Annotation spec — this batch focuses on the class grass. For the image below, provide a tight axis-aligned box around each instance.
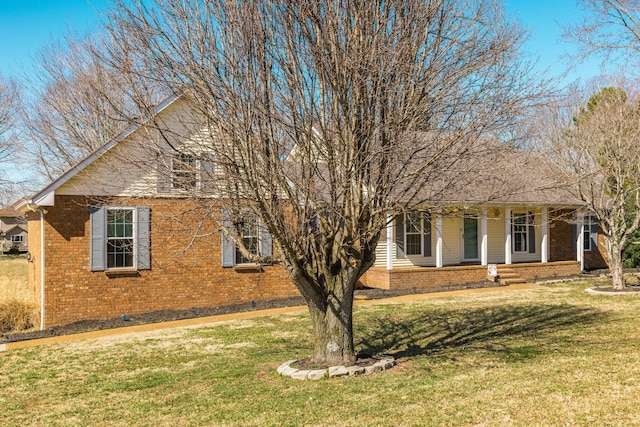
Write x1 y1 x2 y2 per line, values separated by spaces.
2 279 640 426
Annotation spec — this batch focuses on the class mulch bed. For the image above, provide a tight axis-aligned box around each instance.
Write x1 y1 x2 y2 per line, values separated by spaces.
1 281 497 344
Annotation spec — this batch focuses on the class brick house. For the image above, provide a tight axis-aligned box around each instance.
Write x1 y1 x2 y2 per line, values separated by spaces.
17 95 607 329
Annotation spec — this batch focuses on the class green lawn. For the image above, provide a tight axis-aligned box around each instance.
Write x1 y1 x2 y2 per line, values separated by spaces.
2 279 640 426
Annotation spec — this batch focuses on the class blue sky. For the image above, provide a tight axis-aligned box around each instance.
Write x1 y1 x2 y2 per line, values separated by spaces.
0 1 611 84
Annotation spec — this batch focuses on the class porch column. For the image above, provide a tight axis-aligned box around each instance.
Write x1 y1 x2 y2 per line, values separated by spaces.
577 211 584 271
541 208 548 263
481 208 488 266
436 213 443 268
505 207 512 265
386 212 393 270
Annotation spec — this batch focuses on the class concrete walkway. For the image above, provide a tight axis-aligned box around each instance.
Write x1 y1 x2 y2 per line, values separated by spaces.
0 283 541 352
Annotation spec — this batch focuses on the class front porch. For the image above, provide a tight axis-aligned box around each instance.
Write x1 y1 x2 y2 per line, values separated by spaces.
360 261 581 291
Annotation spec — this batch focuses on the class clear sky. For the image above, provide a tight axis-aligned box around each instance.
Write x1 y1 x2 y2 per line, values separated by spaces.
0 0 614 84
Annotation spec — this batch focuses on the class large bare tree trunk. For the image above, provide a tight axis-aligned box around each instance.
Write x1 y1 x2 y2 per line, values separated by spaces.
306 273 357 365
609 243 626 290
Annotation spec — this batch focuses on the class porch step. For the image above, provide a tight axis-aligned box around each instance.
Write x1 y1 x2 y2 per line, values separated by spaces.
491 267 529 286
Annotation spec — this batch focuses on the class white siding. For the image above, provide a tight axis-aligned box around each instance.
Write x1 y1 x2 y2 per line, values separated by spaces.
56 99 213 198
384 207 546 269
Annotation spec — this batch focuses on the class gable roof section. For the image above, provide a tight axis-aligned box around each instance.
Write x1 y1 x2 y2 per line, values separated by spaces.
17 94 181 212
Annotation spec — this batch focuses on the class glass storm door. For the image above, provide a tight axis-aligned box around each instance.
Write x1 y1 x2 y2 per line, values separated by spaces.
463 214 479 261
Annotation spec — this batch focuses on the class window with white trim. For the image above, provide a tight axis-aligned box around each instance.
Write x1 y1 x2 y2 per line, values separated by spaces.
235 214 260 264
172 153 197 190
90 206 151 272
221 208 273 267
512 212 535 253
11 235 23 243
583 215 598 251
512 213 528 253
157 151 215 193
107 209 135 269
405 211 424 256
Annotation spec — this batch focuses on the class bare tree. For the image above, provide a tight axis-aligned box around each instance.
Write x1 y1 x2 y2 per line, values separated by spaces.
564 0 640 66
99 0 546 365
0 75 25 204
537 84 640 289
21 33 165 181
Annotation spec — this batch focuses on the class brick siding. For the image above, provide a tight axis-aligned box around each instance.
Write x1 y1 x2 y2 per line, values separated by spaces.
30 196 299 328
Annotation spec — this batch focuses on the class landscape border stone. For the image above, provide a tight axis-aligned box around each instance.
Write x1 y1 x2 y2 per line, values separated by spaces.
277 355 396 380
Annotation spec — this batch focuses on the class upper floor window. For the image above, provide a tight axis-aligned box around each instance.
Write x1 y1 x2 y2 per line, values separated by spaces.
11 235 23 243
157 151 214 194
172 153 197 190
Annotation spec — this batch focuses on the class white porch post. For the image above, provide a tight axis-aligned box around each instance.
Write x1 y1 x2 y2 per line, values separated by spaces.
436 213 443 268
481 208 488 266
386 212 393 270
541 208 548 263
505 207 512 265
577 211 584 271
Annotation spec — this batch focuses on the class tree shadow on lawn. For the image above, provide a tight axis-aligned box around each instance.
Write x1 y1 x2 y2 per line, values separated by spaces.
356 303 607 362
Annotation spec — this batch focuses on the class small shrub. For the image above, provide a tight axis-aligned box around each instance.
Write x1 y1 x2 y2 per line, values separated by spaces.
0 299 39 333
6 245 21 255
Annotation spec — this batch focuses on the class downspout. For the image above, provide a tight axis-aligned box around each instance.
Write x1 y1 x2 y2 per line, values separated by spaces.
39 208 46 330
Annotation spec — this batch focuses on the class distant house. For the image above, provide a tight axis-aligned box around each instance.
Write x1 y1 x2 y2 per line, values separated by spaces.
0 206 27 253
17 95 608 329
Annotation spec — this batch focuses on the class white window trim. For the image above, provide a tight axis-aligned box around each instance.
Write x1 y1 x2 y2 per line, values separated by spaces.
106 207 138 271
584 215 596 252
234 211 265 265
512 212 531 254
170 153 214 192
404 212 424 257
11 235 24 243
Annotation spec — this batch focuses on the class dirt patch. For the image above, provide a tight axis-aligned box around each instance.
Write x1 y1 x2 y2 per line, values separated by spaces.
1 282 496 343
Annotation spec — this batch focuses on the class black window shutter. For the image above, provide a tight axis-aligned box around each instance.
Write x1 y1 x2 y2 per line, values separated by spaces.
528 212 536 254
395 214 405 258
590 218 599 251
423 213 432 257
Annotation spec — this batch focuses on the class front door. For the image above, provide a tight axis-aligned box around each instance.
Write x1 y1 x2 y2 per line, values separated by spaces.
463 214 479 261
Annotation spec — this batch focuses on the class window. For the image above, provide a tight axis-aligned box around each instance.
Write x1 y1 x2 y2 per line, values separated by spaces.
157 151 215 193
221 208 273 267
90 206 151 272
583 216 598 251
405 212 424 256
11 235 23 243
107 209 134 269
235 214 260 264
395 211 431 258
172 153 197 190
512 212 535 254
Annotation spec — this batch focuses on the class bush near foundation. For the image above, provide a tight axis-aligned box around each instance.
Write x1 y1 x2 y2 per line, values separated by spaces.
0 299 39 333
